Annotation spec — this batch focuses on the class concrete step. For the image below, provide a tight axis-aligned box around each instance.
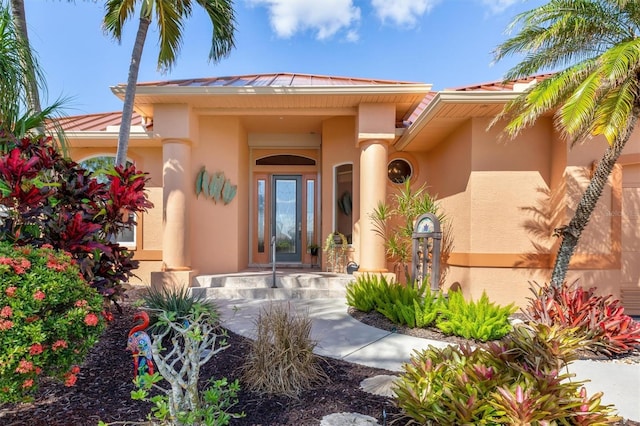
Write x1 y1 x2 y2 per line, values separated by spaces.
194 272 355 289
190 286 347 300
192 271 355 300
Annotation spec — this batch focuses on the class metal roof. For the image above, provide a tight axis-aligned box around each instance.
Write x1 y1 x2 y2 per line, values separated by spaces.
52 111 146 132
132 72 422 88
446 73 554 92
58 73 553 136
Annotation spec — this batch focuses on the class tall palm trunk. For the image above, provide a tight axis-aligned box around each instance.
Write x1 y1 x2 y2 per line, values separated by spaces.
550 112 639 288
115 16 150 167
9 0 42 125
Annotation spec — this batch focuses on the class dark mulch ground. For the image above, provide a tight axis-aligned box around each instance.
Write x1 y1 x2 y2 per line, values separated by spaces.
0 304 398 426
0 303 638 425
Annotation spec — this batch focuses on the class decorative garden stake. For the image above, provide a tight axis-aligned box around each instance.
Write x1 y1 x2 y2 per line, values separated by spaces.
412 213 442 292
127 311 155 379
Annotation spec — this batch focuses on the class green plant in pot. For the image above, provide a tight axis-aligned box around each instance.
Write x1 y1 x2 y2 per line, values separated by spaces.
308 243 320 257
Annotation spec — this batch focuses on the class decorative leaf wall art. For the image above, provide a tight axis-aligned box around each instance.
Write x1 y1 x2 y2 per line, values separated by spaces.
195 167 237 205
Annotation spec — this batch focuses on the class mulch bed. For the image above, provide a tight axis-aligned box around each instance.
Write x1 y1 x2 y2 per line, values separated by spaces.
0 303 638 425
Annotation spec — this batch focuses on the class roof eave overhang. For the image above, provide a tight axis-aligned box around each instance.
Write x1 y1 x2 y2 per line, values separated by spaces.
394 90 520 151
111 83 433 99
64 131 159 145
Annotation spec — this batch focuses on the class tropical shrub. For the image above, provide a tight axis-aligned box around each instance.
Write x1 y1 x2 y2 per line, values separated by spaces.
127 374 243 426
135 292 242 424
241 303 327 397
0 242 107 402
436 291 516 341
141 285 219 331
525 281 640 355
370 179 453 287
394 323 619 425
0 134 153 303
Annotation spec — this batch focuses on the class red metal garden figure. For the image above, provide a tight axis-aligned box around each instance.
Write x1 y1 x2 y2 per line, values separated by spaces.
127 311 155 379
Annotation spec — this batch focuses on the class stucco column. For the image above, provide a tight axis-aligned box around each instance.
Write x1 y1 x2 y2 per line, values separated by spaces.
358 140 388 271
162 139 192 270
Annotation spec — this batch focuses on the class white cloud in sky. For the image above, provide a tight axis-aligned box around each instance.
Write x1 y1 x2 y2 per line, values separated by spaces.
479 0 519 14
248 0 361 40
249 0 521 41
370 0 438 27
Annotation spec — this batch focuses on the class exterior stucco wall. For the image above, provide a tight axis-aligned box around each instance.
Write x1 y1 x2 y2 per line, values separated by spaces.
421 115 640 308
422 117 558 306
321 117 360 267
190 116 249 274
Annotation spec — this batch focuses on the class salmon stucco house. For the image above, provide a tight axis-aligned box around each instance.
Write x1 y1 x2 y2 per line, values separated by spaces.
59 73 640 313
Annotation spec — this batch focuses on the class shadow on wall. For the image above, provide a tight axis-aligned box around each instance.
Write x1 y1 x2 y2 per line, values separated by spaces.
161 159 186 224
151 271 191 293
517 165 622 277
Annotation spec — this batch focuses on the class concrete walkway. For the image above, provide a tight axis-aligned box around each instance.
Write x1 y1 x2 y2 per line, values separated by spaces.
214 298 640 422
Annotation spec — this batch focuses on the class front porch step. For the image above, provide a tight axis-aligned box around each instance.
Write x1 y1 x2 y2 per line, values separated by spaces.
191 286 347 300
192 271 356 300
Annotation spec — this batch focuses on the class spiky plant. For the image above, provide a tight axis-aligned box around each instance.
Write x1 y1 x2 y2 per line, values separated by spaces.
241 303 328 397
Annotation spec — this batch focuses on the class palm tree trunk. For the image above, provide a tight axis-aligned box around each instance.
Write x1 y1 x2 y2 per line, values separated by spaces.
550 113 639 288
9 0 42 120
115 16 150 167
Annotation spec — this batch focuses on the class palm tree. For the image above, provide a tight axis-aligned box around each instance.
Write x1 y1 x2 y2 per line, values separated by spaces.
492 0 640 288
9 0 42 120
103 0 237 167
0 3 61 139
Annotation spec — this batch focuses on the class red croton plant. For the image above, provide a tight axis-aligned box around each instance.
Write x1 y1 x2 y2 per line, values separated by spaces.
0 132 153 308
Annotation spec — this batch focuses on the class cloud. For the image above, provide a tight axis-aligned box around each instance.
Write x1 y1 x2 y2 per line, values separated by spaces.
249 0 361 40
370 0 438 27
479 0 519 14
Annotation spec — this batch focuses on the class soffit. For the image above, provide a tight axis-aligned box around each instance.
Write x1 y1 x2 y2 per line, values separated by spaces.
396 73 556 152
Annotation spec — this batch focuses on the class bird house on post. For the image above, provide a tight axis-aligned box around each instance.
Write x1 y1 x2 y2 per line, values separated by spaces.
412 213 442 292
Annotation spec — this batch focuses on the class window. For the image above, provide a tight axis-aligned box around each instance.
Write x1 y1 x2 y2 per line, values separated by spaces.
334 164 353 244
256 155 316 166
80 156 136 247
387 158 413 183
257 179 266 253
306 179 315 246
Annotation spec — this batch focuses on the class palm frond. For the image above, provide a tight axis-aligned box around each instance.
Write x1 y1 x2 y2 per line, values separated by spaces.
592 78 637 143
559 71 601 135
197 0 236 62
103 0 136 41
155 0 184 71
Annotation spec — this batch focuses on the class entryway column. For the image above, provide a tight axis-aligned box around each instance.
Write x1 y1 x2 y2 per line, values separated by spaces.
358 140 388 272
161 139 192 270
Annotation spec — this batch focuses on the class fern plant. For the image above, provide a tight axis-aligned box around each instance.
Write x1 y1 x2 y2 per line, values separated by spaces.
345 274 384 313
436 291 516 341
373 277 426 326
414 288 445 328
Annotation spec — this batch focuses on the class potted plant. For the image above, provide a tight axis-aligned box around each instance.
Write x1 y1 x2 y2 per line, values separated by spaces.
308 243 320 257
